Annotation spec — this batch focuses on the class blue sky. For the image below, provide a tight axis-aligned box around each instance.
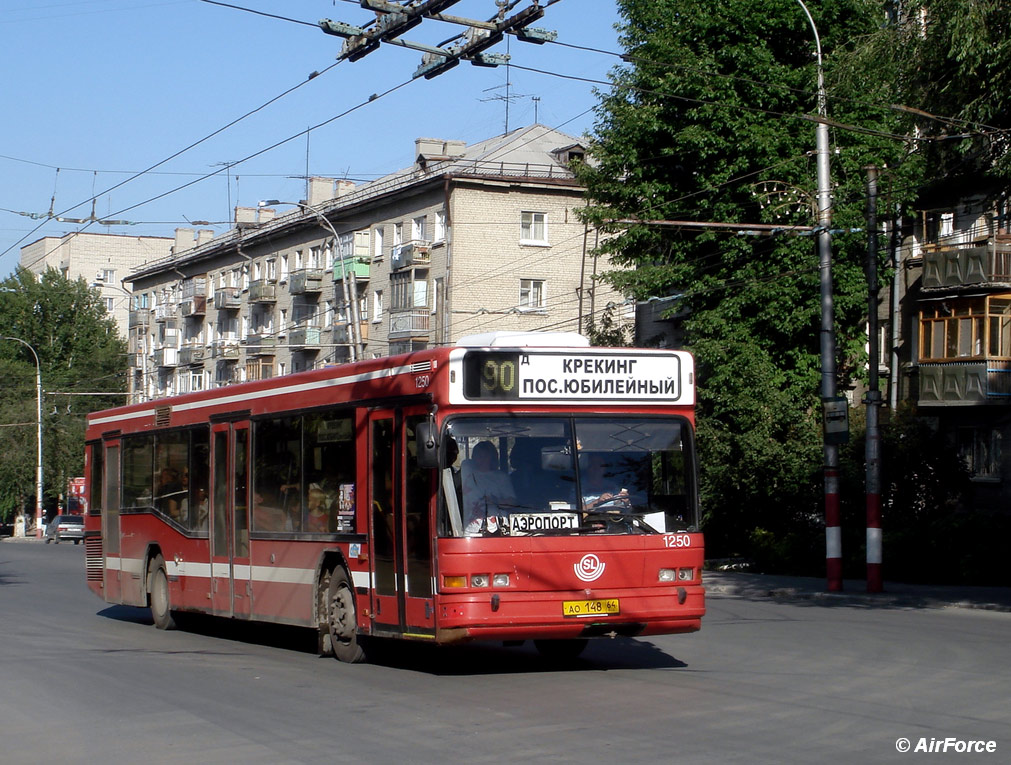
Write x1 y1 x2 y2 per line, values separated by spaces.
0 0 623 277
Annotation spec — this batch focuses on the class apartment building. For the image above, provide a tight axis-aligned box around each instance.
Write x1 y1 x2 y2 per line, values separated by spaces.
20 231 175 339
126 124 629 401
896 195 1011 509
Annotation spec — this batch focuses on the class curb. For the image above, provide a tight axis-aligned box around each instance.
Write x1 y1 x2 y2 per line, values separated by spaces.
703 575 1011 613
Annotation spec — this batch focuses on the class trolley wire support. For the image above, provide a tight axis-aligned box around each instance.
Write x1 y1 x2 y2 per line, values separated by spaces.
319 1 551 81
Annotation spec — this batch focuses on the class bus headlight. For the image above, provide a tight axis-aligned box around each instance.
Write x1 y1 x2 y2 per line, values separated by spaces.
678 567 694 581
658 568 676 582
492 573 510 587
471 574 490 588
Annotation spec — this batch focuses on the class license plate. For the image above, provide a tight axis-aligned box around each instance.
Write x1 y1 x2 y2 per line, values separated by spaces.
562 598 620 617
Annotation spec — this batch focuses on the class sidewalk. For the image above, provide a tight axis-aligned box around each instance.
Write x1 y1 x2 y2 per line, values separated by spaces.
704 570 1011 612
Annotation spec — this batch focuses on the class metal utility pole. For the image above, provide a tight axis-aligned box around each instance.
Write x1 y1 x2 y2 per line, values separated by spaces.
259 200 364 362
796 0 843 592
0 335 43 539
864 166 883 593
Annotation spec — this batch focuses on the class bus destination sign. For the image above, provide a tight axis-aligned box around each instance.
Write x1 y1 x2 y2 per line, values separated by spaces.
462 350 684 402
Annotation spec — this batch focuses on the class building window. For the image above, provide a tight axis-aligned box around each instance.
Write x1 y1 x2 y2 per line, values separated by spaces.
519 278 546 310
391 272 428 311
391 273 411 311
374 226 385 260
919 295 1011 361
266 258 277 281
373 290 384 323
354 230 370 258
434 210 446 242
281 254 289 282
338 232 354 261
412 215 427 242
102 268 116 283
104 298 116 313
520 211 547 244
958 427 1002 481
393 223 403 247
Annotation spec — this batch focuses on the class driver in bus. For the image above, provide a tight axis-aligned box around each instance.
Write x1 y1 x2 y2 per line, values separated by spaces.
461 441 516 534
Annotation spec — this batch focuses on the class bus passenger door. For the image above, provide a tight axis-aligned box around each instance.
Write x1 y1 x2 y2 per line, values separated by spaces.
209 421 252 618
368 409 435 638
402 412 435 636
102 439 122 603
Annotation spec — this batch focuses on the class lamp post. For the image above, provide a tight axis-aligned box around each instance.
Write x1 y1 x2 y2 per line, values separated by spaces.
0 335 44 539
259 200 365 362
795 0 842 591
92 278 144 403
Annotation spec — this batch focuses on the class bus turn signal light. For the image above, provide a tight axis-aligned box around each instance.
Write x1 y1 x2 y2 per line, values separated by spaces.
443 575 467 588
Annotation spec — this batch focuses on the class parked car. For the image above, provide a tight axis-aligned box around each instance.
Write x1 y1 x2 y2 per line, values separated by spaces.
45 515 84 544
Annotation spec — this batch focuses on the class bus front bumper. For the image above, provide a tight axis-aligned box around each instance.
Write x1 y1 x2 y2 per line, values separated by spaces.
434 584 705 644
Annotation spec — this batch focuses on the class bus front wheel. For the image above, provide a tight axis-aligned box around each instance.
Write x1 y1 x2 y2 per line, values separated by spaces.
149 556 177 631
327 568 365 663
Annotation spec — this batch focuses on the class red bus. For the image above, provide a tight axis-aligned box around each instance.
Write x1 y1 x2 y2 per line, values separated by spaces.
84 332 704 662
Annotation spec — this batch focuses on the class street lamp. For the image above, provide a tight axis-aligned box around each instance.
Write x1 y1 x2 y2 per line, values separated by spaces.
259 200 365 362
91 278 146 403
795 0 842 591
0 335 44 539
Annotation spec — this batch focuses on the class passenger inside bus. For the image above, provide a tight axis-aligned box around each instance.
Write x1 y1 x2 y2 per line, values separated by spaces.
156 467 185 518
304 485 331 533
253 489 291 531
460 441 516 534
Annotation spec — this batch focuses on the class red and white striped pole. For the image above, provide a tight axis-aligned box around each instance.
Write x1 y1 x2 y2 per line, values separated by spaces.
825 457 843 591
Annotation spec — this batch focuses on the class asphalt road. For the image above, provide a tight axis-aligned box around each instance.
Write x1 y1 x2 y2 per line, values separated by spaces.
1 541 1008 764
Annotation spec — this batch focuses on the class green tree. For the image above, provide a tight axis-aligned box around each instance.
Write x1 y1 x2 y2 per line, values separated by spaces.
576 0 927 559
0 267 127 524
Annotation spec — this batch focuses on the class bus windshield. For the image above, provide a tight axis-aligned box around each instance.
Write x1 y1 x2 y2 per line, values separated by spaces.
440 416 697 538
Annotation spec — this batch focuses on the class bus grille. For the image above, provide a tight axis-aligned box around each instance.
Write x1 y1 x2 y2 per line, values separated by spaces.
85 537 104 581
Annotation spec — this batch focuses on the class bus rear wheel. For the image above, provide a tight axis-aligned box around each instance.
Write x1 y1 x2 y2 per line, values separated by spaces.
149 556 177 631
534 638 588 661
327 568 365 663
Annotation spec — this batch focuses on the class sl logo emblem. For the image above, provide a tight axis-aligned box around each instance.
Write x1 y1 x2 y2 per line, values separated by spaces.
574 553 605 582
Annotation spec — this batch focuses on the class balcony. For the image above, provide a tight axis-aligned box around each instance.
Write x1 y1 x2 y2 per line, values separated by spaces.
214 288 242 310
289 326 322 349
245 334 277 355
179 345 207 365
128 309 150 329
922 242 1011 290
127 353 144 368
180 276 207 300
154 304 176 322
334 257 370 281
212 341 240 360
245 357 274 382
919 360 1011 405
388 309 430 339
180 296 207 317
332 321 370 344
391 241 430 270
289 269 324 295
154 347 179 368
249 280 276 302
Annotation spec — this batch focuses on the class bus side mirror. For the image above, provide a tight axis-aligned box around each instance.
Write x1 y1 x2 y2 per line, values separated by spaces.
415 421 439 469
